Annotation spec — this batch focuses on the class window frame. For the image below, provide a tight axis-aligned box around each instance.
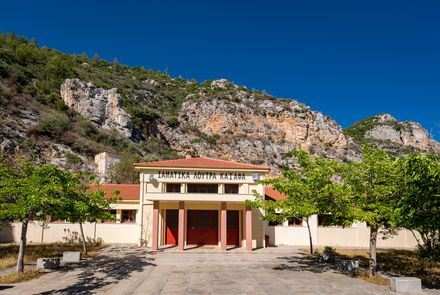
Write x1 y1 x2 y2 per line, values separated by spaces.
288 216 303 226
268 213 283 226
187 183 218 194
121 210 137 223
166 183 181 193
224 184 238 194
102 210 117 223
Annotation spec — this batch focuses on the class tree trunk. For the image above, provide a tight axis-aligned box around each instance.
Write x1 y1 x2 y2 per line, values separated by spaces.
79 221 87 255
369 224 378 276
306 217 313 254
16 218 29 273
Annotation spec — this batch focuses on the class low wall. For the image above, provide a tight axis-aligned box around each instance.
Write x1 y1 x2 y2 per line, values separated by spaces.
0 222 140 245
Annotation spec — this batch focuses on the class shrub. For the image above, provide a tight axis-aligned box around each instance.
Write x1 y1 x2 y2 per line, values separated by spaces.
36 111 70 139
205 134 220 145
65 152 83 165
166 116 179 127
323 246 336 254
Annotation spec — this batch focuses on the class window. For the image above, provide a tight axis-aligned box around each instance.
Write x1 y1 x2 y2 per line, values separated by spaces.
167 183 181 193
318 214 331 226
122 210 136 223
289 216 302 226
188 184 218 193
102 210 116 223
268 213 283 226
225 184 238 194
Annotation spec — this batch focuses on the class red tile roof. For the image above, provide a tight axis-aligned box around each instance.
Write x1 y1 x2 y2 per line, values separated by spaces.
134 157 270 170
89 184 140 200
265 186 287 201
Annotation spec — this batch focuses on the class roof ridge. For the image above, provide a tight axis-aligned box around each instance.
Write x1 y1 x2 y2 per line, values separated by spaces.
134 157 270 169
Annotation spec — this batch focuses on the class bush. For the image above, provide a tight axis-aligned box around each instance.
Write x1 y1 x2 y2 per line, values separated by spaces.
65 152 83 165
36 111 70 139
416 236 440 261
323 246 336 254
205 134 220 145
166 116 179 127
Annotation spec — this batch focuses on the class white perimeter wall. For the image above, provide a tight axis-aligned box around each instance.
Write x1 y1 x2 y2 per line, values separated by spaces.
265 216 419 249
0 222 140 245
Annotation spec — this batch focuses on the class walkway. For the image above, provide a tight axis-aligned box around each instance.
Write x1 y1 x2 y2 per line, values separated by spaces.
0 245 438 294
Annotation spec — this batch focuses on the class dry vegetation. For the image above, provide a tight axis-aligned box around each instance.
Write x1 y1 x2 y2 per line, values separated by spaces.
0 269 46 284
0 243 105 270
300 248 440 286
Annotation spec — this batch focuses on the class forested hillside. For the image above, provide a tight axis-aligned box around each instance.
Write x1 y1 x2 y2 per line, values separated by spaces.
1 31 438 181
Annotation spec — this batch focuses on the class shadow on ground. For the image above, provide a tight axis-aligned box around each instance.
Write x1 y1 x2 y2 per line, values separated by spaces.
35 247 157 295
274 255 336 274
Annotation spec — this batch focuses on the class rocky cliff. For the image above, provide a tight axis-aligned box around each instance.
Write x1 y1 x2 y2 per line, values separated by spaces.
158 89 362 176
60 79 139 141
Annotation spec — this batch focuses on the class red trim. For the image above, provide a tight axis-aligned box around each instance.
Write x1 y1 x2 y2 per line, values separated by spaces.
121 210 136 223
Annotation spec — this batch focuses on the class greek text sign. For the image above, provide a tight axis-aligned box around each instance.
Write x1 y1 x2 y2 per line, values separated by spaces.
157 171 247 181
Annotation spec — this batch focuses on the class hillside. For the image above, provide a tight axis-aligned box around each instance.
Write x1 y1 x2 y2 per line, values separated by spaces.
0 31 439 180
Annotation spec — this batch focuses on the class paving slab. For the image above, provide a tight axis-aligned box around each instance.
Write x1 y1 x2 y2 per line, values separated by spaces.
0 245 438 294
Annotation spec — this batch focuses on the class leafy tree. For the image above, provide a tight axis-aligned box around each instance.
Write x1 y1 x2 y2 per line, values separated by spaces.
245 150 344 254
0 152 119 272
331 144 398 276
394 153 440 261
108 153 142 184
0 159 75 273
53 174 120 254
93 53 100 63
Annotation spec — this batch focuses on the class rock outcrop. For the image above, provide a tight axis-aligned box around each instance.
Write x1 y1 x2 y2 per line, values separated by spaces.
364 114 440 152
60 79 137 140
159 96 358 175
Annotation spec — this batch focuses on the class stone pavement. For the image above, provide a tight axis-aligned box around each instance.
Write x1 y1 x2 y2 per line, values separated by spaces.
0 245 439 294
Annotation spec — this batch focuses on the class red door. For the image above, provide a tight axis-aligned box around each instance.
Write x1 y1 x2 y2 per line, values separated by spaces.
187 210 218 245
166 210 178 245
227 210 239 245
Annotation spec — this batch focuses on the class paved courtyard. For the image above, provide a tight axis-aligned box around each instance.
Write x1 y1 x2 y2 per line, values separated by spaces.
0 245 439 294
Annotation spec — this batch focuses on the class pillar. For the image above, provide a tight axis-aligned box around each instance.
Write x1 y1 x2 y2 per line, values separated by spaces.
221 202 227 251
178 201 185 251
246 206 252 251
152 201 159 251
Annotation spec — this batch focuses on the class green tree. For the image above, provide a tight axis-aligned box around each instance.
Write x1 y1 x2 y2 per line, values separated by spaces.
93 53 100 63
108 153 142 184
0 159 74 273
54 173 120 254
394 153 440 261
331 144 398 276
245 150 344 254
113 57 119 70
0 152 119 272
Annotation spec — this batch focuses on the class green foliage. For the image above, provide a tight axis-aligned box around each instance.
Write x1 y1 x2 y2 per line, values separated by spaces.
108 153 141 184
394 153 440 261
323 246 337 254
36 111 70 139
246 149 344 254
64 152 83 165
205 134 220 145
166 116 179 127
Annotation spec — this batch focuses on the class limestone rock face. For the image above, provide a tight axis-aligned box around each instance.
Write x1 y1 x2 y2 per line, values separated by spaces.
158 97 355 175
60 79 135 140
364 114 436 151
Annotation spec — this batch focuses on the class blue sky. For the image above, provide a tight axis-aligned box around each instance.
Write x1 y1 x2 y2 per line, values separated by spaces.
1 1 440 137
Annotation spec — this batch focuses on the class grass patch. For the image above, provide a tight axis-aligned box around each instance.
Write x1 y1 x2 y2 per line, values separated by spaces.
0 244 105 270
354 271 390 285
299 248 440 286
0 269 46 284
